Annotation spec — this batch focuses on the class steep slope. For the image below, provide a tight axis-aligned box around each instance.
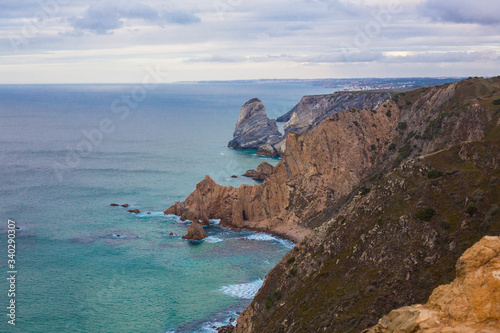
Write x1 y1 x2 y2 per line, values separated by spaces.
363 236 500 333
229 76 500 332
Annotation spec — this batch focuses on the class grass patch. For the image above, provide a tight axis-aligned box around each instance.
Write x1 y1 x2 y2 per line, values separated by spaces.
287 256 296 264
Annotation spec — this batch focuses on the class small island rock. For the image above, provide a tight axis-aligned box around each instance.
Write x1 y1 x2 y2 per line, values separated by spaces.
182 220 207 241
243 161 274 181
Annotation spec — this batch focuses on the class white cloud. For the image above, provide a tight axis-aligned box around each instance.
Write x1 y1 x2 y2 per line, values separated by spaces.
421 0 500 25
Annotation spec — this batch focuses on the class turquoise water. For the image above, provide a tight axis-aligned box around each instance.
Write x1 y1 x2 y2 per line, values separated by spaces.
0 83 332 332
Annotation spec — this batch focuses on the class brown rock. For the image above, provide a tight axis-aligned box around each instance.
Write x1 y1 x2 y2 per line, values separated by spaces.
363 236 500 333
242 169 258 178
243 161 274 181
147 212 151 215
110 203 119 206
127 209 140 214
169 232 174 236
121 203 129 208
182 220 207 241
231 175 238 178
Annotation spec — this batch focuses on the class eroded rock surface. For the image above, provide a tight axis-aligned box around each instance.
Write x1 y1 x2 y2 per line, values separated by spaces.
364 236 500 333
280 91 391 135
227 98 281 151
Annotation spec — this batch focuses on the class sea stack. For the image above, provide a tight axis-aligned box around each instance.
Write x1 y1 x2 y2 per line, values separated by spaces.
182 220 207 241
228 98 281 151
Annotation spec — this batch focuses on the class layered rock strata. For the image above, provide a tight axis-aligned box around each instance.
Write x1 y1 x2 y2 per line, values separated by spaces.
227 98 282 151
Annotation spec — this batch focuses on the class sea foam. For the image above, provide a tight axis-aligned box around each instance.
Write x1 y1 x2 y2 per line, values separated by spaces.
245 233 295 249
220 279 264 299
204 236 223 243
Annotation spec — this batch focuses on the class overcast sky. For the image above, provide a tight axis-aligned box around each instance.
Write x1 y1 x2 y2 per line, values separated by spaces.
1 0 499 83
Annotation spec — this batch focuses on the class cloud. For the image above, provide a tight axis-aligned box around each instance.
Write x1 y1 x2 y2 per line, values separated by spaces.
385 50 500 63
421 0 500 25
69 1 200 35
162 10 201 24
185 50 499 65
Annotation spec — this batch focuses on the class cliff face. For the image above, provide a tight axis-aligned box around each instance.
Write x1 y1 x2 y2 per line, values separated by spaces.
257 91 391 157
363 236 500 333
167 98 401 242
227 98 282 150
230 76 500 332
281 91 391 135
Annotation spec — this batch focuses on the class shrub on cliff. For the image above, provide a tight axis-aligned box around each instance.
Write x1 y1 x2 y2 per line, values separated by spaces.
416 207 436 221
427 169 444 179
493 98 500 105
265 289 283 309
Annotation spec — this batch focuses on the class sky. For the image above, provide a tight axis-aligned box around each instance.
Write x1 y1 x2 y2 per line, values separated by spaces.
0 0 499 83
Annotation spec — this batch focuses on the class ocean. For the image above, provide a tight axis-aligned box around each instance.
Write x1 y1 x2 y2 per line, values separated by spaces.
0 82 332 333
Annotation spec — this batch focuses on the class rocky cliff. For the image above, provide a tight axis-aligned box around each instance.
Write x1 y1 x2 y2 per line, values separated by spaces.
227 76 500 332
363 236 500 333
280 91 390 135
167 95 401 242
253 91 391 157
227 98 282 151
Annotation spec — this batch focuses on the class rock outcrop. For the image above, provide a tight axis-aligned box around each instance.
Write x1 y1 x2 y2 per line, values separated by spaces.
182 220 207 241
242 161 274 181
227 98 282 151
363 236 500 333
